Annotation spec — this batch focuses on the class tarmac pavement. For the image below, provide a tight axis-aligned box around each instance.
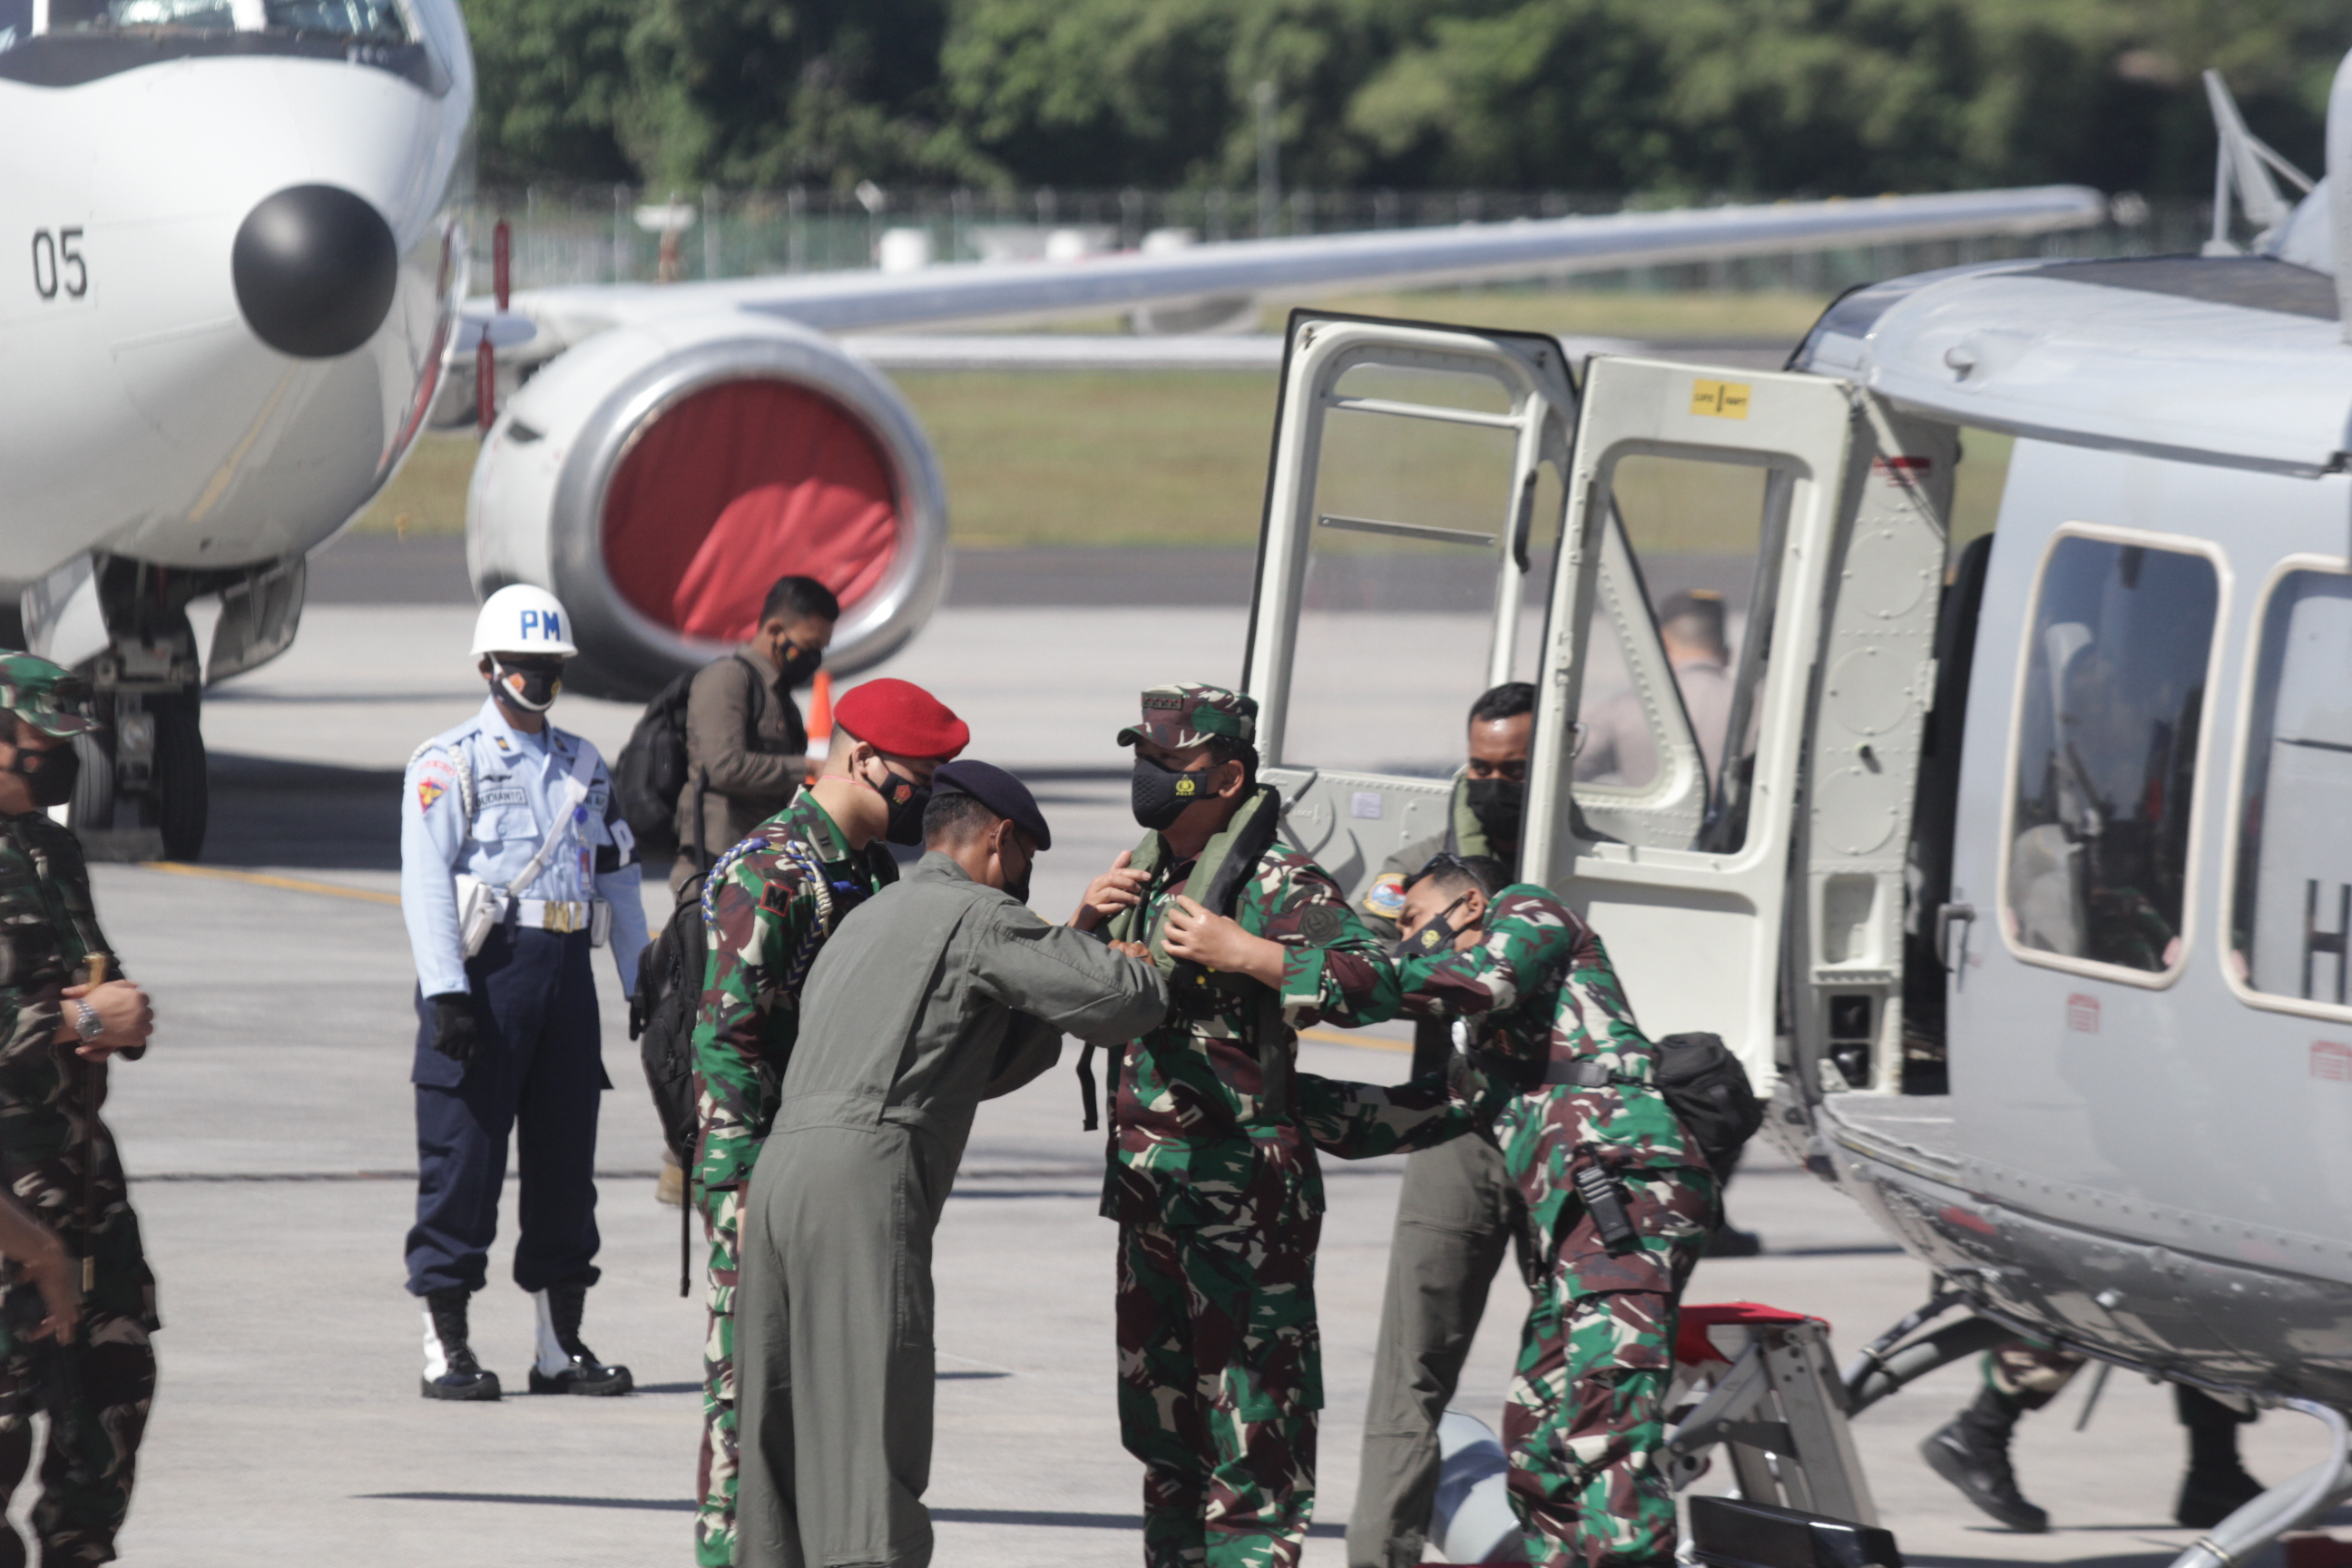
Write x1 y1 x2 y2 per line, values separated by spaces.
67 603 2351 1563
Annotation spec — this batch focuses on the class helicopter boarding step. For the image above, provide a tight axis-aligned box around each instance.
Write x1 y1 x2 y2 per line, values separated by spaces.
1427 1302 1883 1565
1663 1302 1878 1526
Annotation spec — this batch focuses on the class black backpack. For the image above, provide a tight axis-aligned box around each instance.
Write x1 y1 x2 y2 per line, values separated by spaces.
631 879 708 1170
612 655 769 864
1652 1032 1764 1177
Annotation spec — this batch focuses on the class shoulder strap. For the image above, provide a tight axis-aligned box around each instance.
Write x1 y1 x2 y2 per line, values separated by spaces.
503 742 598 898
731 652 770 738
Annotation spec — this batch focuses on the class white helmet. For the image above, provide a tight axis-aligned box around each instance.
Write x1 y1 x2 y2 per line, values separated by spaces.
471 584 579 658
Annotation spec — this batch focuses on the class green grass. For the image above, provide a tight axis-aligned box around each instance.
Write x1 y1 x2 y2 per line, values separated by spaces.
901 369 1279 547
352 431 479 535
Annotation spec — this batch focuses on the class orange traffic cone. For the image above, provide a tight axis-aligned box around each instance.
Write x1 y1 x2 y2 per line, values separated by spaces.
805 671 834 785
807 670 833 743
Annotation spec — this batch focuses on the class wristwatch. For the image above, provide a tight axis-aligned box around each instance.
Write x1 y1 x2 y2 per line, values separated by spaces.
71 1000 101 1042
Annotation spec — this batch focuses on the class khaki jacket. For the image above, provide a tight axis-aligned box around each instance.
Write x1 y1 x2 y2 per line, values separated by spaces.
674 644 808 873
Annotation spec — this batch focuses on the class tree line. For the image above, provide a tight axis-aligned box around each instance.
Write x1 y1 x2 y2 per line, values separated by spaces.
464 0 2352 199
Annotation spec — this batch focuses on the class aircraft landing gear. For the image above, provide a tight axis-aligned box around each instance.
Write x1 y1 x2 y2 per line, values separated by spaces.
68 623 207 862
25 552 301 865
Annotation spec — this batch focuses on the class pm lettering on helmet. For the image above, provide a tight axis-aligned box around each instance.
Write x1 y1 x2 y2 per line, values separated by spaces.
521 609 561 642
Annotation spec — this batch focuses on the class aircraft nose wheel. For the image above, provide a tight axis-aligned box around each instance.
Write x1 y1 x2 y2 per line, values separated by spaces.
142 695 207 862
64 693 206 862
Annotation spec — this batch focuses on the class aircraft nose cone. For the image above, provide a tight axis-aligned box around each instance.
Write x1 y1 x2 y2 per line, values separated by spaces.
231 185 398 358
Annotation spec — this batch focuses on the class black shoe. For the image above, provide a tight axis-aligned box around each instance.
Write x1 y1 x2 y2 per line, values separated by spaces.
1921 1417 2048 1532
529 1282 634 1396
420 1288 502 1402
1705 1225 1763 1258
2176 1465 2265 1529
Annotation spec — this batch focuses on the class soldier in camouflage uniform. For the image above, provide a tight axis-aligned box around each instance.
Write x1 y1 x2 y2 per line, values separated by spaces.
1390 858 1717 1568
1076 682 1492 1568
0 654 160 1568
688 678 966 1568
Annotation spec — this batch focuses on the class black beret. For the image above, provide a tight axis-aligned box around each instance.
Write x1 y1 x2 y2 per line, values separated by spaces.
931 760 1052 851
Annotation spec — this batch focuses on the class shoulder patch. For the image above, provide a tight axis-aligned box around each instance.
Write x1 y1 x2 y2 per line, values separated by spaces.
1362 872 1407 919
1298 906 1344 943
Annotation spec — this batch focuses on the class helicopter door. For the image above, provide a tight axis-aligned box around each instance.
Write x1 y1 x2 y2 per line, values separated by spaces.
1241 312 1597 904
1522 357 1951 1098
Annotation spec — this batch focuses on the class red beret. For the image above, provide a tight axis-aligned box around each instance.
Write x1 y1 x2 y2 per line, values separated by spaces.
832 678 968 760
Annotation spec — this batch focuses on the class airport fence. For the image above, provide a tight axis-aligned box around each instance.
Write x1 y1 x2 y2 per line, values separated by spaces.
466 183 2209 299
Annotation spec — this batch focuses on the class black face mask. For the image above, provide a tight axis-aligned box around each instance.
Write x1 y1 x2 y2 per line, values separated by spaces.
491 657 564 713
1132 755 1220 832
1392 897 1469 962
778 642 823 689
9 741 79 809
1464 776 1524 848
1000 844 1033 906
872 763 931 846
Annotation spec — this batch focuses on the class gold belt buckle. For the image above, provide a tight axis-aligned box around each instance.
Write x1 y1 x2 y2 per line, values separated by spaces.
544 901 582 934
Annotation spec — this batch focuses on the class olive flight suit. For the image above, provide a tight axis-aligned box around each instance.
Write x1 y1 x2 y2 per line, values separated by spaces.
689 792 896 1566
735 852 1169 1568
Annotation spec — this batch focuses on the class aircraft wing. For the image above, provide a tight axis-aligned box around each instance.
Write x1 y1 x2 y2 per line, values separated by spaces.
479 185 2104 357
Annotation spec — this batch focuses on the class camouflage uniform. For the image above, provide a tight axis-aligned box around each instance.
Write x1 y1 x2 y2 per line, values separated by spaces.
688 793 895 1568
1397 884 1716 1568
1103 683 1458 1568
0 659 156 1568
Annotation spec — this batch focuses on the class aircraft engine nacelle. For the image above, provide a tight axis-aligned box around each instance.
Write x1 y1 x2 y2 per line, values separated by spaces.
466 313 949 701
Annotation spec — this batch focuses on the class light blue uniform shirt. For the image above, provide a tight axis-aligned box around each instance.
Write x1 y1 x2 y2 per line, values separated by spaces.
400 697 650 999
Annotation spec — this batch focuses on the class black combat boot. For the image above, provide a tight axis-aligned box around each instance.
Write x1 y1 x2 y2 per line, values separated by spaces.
1920 1386 2048 1532
421 1288 502 1401
2175 1386 2264 1528
529 1282 633 1396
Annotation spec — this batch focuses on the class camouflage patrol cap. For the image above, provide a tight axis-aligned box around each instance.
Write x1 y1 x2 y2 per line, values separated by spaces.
0 653 97 737
1117 682 1258 750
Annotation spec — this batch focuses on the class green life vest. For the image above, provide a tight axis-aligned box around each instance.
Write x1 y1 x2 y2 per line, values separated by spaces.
1083 786 1292 1126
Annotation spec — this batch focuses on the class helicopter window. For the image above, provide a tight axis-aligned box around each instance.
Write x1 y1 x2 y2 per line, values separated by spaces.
2230 567 2352 1009
2005 533 2218 978
1573 451 1786 852
1279 362 1547 779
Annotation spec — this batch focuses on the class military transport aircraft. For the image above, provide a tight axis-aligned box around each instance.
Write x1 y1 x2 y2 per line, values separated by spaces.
1230 62 2352 1566
0 0 2097 858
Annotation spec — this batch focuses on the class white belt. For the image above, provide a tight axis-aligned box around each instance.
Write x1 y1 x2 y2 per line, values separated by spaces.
513 897 598 934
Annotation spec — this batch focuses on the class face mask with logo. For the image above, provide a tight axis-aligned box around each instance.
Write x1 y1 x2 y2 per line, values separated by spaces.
777 642 823 689
1464 776 1524 847
8 741 78 808
1392 895 1471 962
1132 755 1220 831
491 656 564 714
870 760 931 846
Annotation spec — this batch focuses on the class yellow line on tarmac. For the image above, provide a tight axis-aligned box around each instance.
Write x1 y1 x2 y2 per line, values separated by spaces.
133 861 401 906
1297 1026 1407 1054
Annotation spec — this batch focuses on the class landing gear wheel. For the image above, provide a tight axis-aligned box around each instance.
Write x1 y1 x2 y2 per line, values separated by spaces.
147 697 206 861
65 730 116 836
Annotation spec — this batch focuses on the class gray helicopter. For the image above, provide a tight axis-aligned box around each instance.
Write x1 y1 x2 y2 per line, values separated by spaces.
1226 54 2352 1566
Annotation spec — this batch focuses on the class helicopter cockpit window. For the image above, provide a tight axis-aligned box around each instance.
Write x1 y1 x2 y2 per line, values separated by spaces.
47 0 232 27
41 0 405 34
2230 567 2352 1009
2005 534 2218 977
262 0 405 38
